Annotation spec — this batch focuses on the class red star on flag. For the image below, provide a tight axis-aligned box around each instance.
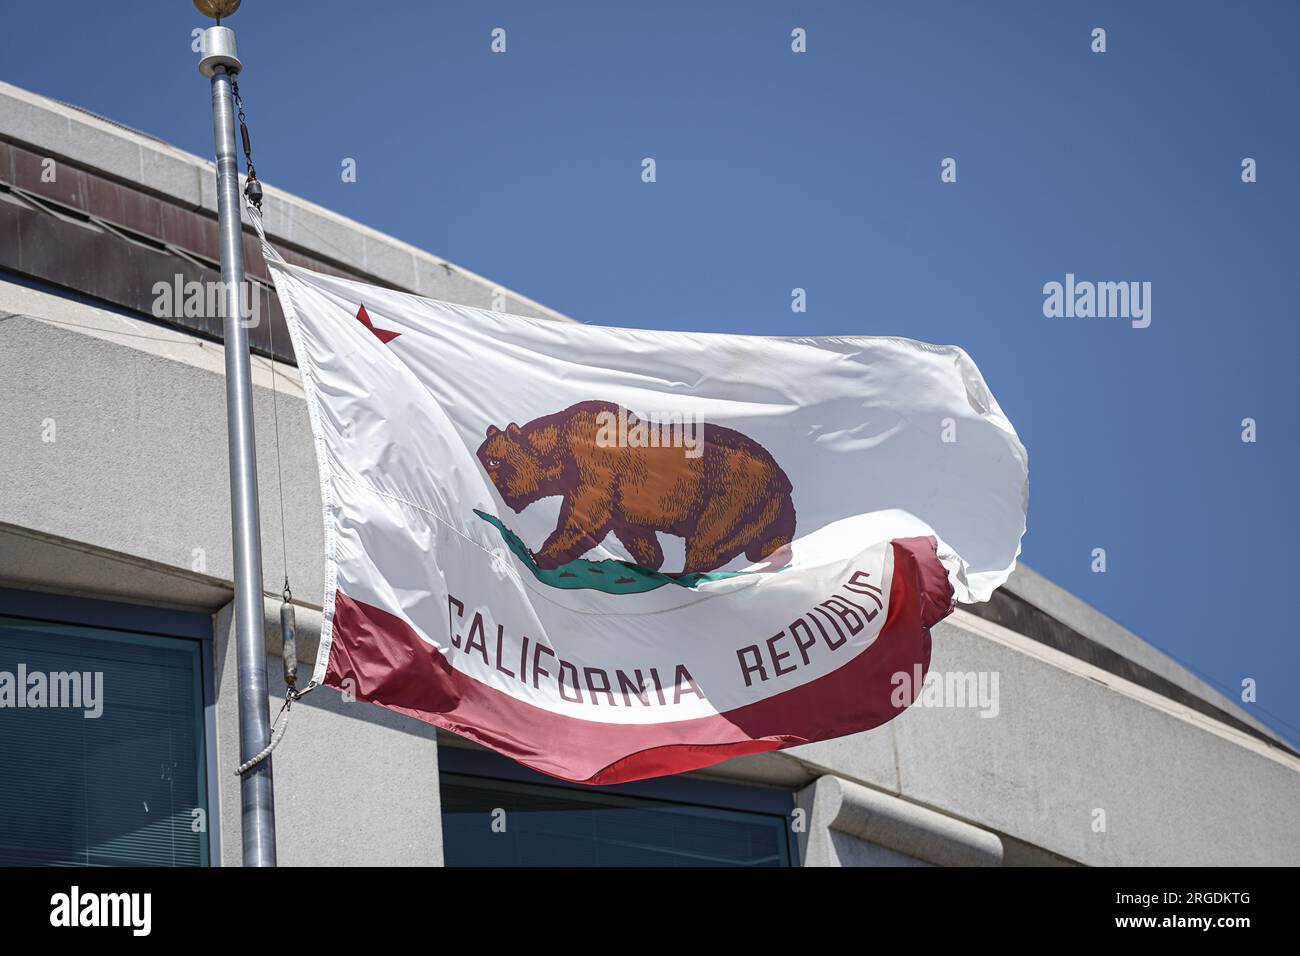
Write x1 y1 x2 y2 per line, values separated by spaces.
355 304 400 344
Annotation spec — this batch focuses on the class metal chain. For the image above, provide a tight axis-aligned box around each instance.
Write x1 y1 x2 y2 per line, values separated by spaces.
230 76 289 605
230 78 262 208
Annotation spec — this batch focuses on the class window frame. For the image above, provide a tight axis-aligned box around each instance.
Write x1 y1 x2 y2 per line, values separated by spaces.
438 745 799 866
0 586 221 866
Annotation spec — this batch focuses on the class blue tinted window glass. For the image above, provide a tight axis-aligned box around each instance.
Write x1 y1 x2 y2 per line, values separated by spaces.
441 772 792 867
0 615 209 867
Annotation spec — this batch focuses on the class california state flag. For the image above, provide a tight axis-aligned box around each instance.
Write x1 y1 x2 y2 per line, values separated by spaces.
262 227 1027 784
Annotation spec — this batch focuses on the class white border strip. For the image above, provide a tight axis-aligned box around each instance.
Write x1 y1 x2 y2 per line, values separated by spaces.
247 201 340 687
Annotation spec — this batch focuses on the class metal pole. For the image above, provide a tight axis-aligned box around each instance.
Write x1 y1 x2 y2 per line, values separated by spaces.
199 23 277 867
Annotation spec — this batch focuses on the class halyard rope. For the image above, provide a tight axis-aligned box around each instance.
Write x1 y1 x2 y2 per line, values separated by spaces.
227 74 322 777
234 683 317 776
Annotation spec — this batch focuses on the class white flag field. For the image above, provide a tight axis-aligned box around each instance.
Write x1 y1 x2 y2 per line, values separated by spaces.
258 219 1028 784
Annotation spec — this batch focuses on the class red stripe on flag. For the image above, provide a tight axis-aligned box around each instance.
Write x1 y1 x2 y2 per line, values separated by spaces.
324 537 949 784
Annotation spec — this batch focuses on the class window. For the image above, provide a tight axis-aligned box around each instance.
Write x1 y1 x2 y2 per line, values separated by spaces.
439 748 795 867
0 590 215 866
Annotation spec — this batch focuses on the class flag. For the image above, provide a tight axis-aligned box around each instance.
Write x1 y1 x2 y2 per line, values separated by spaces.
260 224 1027 784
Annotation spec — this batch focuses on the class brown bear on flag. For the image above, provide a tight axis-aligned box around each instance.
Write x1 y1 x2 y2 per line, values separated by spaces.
477 401 796 574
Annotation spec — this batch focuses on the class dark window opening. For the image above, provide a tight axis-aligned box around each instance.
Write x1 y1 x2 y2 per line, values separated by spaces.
439 749 795 867
0 591 213 867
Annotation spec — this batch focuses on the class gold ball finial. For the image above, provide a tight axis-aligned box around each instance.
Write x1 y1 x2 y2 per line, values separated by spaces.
193 0 241 19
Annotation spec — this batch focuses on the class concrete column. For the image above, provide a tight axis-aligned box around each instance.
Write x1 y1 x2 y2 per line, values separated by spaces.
796 775 1003 867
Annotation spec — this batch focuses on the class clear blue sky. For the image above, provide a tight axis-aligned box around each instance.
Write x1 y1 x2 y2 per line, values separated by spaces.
4 2 1297 745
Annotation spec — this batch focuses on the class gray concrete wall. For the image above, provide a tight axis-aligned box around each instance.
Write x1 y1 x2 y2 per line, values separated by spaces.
0 281 443 866
213 601 442 866
784 611 1300 866
1001 564 1284 748
0 288 325 610
795 775 1002 867
4 271 1299 867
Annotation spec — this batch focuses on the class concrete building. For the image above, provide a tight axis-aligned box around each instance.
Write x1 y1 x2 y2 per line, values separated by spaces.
1 80 1297 867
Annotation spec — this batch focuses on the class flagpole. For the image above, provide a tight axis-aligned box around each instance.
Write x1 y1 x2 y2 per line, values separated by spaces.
198 7 277 867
